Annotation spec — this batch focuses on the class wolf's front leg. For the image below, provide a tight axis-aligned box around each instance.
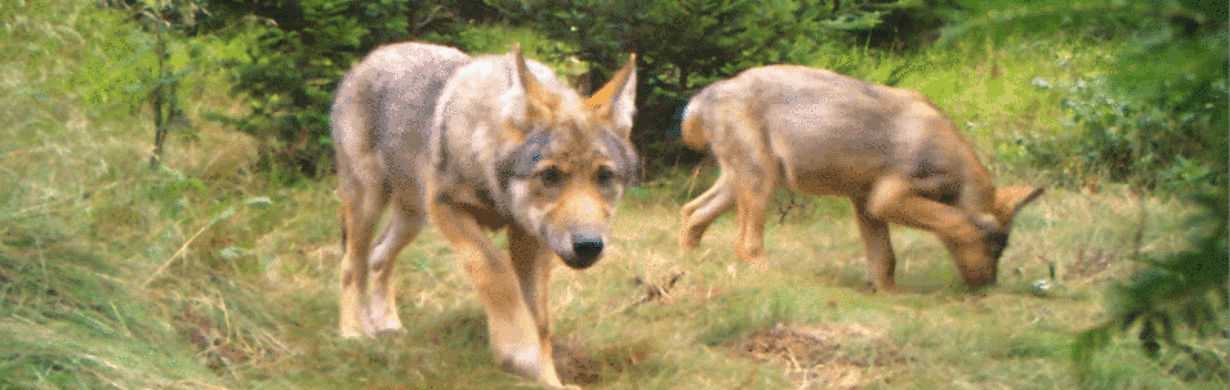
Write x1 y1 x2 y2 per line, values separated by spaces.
866 175 993 287
429 201 564 387
853 197 897 291
508 225 562 379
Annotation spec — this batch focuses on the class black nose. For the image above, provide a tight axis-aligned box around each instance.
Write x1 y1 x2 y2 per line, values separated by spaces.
567 234 604 269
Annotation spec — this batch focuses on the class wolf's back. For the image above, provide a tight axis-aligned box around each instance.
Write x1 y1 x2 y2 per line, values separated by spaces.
331 42 471 166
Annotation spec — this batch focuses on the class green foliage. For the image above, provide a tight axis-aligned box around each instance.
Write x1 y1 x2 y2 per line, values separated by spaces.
448 24 586 76
947 0 1229 193
15 0 1229 388
74 7 180 118
1073 189 1229 385
1013 73 1226 191
79 1 263 170
184 0 963 177
200 0 420 181
940 0 1230 384
492 0 947 172
3 3 223 386
86 1 218 167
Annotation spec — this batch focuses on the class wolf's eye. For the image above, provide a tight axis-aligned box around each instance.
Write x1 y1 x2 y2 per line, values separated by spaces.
596 167 614 186
540 166 563 186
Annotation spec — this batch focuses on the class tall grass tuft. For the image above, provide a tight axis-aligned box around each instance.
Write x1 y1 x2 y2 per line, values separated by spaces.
1 1 284 387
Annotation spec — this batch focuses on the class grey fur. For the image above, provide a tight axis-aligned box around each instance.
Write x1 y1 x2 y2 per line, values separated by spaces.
331 41 638 387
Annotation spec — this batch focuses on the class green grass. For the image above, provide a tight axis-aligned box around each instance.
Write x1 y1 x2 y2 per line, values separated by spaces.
2 1 1225 389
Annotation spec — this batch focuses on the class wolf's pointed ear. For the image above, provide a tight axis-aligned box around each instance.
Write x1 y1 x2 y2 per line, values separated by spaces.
585 53 637 138
502 44 560 134
995 186 1044 222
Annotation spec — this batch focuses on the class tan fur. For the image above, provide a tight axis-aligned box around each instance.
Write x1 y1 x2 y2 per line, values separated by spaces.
680 65 1043 290
331 42 637 388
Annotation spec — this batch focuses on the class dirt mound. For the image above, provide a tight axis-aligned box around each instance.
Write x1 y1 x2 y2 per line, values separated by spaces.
553 336 651 386
738 323 901 388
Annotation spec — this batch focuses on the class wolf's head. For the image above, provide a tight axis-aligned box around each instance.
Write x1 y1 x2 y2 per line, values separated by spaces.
947 186 1045 287
498 46 638 270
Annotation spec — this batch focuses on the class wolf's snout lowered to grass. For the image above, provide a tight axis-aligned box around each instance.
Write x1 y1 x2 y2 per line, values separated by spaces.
679 65 1043 290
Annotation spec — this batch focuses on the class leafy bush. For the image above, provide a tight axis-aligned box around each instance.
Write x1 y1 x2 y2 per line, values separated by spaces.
446 24 586 76
252 2 399 181
1011 73 1226 191
203 1 588 182
188 0 965 178
196 0 421 182
949 0 1228 193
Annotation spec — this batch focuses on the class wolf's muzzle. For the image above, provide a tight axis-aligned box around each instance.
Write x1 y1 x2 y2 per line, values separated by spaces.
565 233 604 269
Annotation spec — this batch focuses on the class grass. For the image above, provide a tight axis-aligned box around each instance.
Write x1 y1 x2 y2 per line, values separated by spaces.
2 1 1225 389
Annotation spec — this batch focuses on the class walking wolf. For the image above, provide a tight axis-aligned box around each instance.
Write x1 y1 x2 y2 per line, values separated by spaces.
679 65 1042 290
331 42 638 387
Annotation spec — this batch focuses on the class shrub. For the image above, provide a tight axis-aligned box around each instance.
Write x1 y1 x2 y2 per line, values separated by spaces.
948 0 1228 193
200 0 419 182
204 1 584 182
1011 72 1226 192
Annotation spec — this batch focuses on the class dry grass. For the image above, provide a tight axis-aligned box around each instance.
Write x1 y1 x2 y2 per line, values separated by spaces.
2 1 1224 388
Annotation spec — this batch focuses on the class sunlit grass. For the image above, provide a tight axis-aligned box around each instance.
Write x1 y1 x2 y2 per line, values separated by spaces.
2 1 1224 389
607 183 1215 390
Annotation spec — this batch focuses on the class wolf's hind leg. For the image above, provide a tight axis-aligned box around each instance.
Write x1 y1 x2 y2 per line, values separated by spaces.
680 173 735 250
366 201 426 334
337 160 389 338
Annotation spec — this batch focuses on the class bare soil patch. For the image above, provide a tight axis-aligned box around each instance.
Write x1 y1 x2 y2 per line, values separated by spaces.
553 336 650 386
736 323 903 388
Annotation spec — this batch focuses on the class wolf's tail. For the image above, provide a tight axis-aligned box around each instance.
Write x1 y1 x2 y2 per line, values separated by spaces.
680 102 707 151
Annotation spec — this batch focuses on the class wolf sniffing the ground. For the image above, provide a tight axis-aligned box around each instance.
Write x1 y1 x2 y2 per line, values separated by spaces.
679 65 1042 291
331 41 638 387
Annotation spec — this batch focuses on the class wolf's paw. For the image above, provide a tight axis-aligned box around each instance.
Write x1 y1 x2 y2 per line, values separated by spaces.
368 311 404 334
340 310 380 338
679 226 706 251
747 256 770 272
499 344 564 388
339 323 374 338
372 322 405 335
